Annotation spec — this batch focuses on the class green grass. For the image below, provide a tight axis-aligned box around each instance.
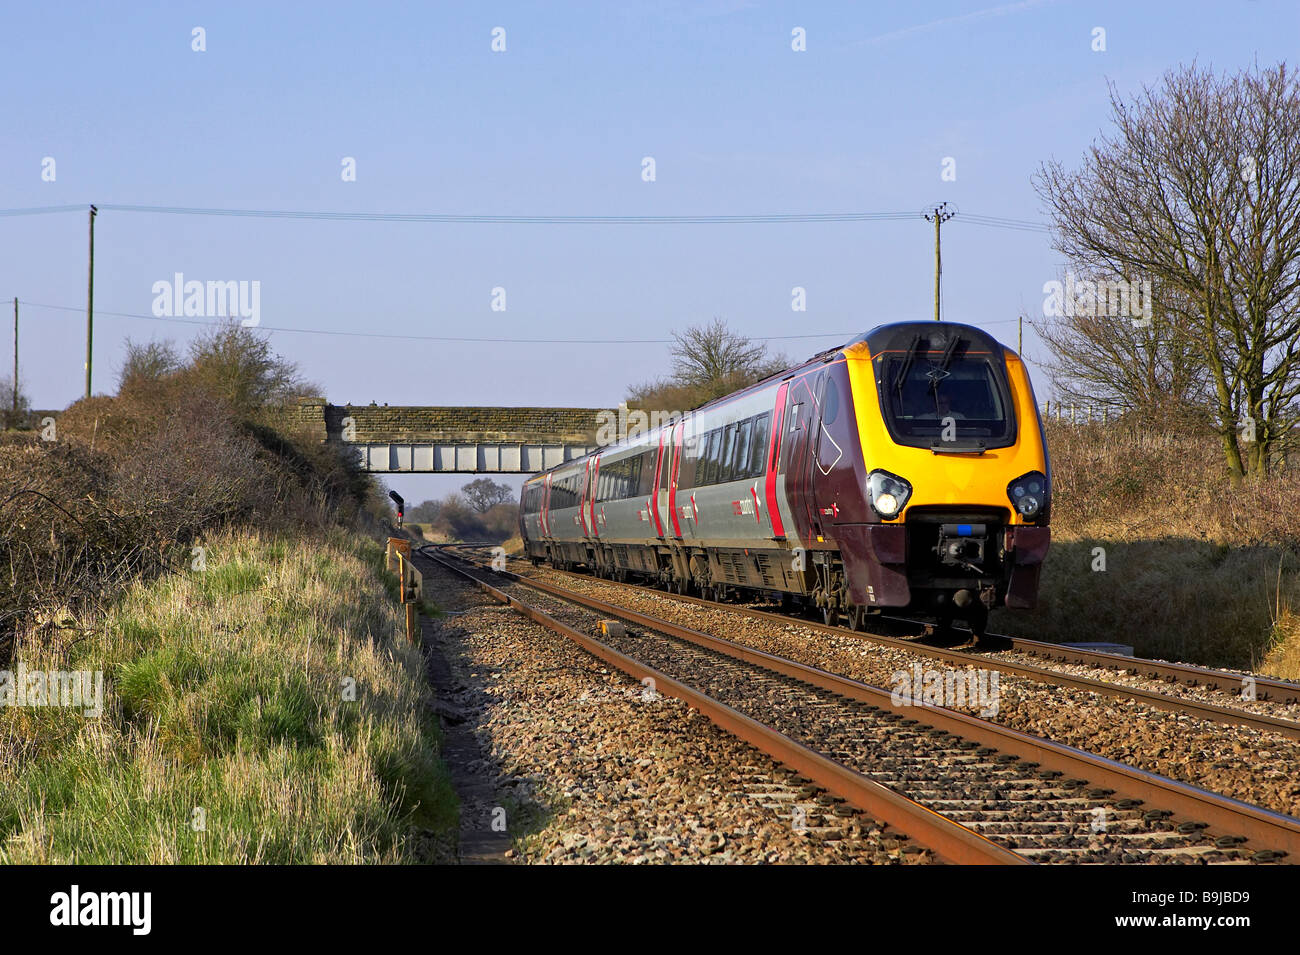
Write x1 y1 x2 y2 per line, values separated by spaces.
0 527 457 863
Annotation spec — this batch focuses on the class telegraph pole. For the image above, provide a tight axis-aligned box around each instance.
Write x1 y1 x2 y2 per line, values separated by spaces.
922 202 956 321
1018 313 1023 354
85 204 96 399
11 298 17 418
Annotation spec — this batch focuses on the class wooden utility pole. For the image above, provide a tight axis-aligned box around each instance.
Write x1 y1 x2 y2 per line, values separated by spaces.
922 202 956 321
1018 314 1023 354
11 298 17 418
85 204 97 399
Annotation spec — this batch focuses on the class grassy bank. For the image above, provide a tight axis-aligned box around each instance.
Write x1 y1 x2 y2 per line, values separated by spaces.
0 528 456 863
989 421 1300 675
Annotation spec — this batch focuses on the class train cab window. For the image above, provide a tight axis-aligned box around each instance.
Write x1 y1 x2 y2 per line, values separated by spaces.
878 343 1015 450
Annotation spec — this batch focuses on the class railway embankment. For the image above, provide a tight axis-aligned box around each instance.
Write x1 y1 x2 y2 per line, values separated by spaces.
0 326 458 862
0 529 457 863
990 420 1300 675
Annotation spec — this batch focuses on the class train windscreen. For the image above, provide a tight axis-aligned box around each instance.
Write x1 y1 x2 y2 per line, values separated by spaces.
877 341 1016 450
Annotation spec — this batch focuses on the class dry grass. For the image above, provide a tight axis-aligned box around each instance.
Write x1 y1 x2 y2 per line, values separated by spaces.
990 420 1300 672
0 528 456 863
1263 608 1300 681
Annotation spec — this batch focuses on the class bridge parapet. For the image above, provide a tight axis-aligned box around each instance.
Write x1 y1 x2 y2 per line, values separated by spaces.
277 398 605 474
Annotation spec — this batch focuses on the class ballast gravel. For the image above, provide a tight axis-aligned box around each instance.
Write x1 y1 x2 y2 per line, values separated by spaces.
416 555 934 864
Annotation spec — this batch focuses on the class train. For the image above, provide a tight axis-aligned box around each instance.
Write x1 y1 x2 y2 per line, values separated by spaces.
518 321 1051 642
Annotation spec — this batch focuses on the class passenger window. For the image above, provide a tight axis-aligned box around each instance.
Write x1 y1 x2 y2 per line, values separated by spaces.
734 419 753 480
637 450 656 496
699 430 716 485
679 443 697 489
719 424 737 483
750 413 770 477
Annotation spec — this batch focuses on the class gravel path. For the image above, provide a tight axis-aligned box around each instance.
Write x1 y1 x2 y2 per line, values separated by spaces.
416 554 934 864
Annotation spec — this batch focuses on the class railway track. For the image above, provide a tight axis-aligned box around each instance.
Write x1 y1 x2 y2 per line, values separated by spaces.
461 546 1300 742
423 545 1300 865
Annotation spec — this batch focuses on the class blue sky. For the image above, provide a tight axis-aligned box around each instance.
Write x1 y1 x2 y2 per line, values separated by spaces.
2 0 1295 501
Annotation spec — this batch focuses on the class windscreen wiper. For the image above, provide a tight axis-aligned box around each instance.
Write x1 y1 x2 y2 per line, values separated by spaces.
894 334 922 395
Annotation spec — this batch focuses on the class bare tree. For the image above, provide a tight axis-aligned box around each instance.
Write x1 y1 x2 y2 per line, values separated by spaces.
461 478 513 513
407 499 443 524
1035 62 1300 479
118 339 183 395
0 375 30 429
184 321 316 419
1030 283 1211 427
629 318 787 410
670 318 773 386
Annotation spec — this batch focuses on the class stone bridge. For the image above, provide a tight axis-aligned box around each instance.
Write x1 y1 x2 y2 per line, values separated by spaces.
279 399 604 473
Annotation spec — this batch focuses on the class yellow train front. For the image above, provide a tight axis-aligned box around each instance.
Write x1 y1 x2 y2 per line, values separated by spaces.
835 320 1050 638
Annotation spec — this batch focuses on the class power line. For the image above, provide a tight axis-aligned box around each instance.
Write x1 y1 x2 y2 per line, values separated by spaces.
4 298 1023 344
957 213 1053 233
0 204 87 217
96 205 920 224
0 202 1053 231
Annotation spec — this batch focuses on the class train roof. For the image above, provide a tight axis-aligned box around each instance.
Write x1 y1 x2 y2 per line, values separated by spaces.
847 321 1007 357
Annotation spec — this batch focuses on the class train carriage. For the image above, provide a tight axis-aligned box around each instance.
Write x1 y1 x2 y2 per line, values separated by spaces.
520 321 1050 640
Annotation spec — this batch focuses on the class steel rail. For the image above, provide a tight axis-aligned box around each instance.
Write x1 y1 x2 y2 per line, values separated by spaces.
483 552 1300 741
442 549 1300 861
421 548 1028 865
989 633 1300 705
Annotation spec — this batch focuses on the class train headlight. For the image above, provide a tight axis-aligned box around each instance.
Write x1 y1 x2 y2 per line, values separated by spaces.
868 470 912 520
1007 471 1049 522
